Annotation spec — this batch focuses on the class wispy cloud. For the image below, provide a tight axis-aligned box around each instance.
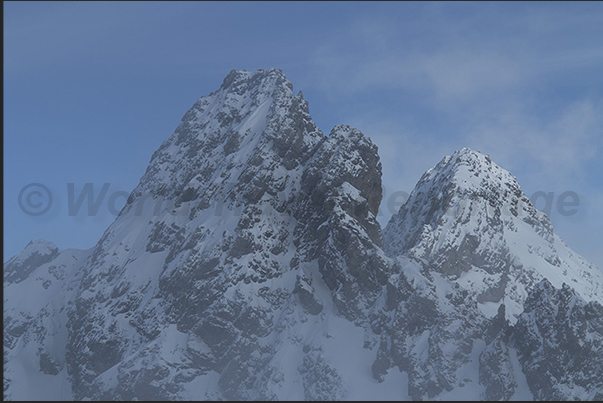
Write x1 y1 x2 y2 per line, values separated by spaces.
465 98 603 183
305 3 603 268
309 3 603 108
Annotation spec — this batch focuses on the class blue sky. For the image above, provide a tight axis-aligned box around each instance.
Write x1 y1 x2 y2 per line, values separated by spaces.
4 1 603 269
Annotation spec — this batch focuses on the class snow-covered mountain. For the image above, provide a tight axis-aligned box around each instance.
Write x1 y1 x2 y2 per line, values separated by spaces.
381 149 603 400
4 68 603 400
383 148 603 323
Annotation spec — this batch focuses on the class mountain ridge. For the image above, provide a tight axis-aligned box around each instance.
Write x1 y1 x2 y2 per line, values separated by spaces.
4 68 602 401
383 147 603 322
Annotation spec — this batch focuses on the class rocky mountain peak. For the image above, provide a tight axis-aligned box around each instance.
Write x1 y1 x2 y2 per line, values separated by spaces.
218 68 292 94
21 239 58 256
5 69 388 400
4 239 59 284
410 147 525 205
383 148 602 322
383 147 546 259
440 148 507 184
128 68 322 209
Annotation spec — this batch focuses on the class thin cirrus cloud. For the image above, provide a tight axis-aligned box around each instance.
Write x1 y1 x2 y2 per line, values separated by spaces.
466 99 602 180
304 3 603 269
309 3 603 100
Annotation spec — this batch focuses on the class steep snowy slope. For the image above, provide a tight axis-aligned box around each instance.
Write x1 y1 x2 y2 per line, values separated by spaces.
379 148 603 400
4 69 400 400
4 240 92 400
383 148 603 323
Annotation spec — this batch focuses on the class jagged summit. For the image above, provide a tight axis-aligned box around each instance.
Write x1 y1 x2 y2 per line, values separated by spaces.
130 68 322 207
383 147 546 258
218 68 290 92
384 148 603 322
21 239 58 256
4 239 59 283
413 147 523 198
3 68 391 400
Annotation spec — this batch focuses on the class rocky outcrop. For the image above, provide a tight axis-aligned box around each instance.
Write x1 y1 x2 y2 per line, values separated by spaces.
514 280 603 400
4 240 60 284
383 148 603 323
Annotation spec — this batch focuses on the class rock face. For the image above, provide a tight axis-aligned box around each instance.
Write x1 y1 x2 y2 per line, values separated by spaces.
384 148 603 323
4 240 60 284
380 149 603 400
514 280 603 400
4 68 603 400
4 241 91 400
